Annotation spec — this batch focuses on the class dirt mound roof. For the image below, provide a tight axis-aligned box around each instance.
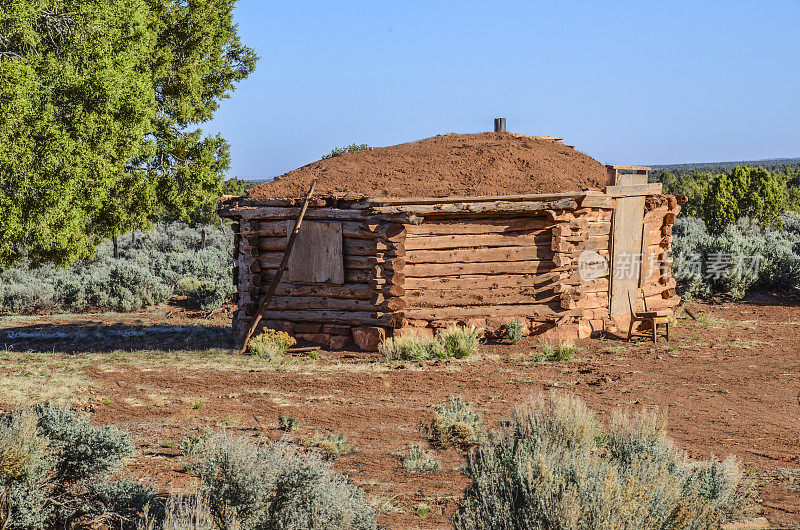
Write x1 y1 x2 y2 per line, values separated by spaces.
248 132 608 199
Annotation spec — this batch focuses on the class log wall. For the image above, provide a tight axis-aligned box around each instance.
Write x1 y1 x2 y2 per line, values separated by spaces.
233 213 407 349
638 194 683 313
400 205 615 339
222 191 683 350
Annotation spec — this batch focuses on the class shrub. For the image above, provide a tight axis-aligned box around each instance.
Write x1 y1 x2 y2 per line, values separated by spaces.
279 415 300 432
672 215 800 300
322 143 372 159
399 443 441 473
439 325 480 359
379 325 479 361
190 434 376 529
428 396 484 449
179 426 214 457
300 432 351 459
535 339 578 362
0 405 154 530
0 222 235 315
453 392 756 529
247 329 297 360
379 332 444 362
137 493 215 530
506 319 524 344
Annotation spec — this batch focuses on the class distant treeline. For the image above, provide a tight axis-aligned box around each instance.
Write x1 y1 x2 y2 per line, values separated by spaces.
650 158 800 180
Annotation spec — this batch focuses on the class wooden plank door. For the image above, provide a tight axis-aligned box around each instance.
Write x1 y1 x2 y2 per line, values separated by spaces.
608 166 649 322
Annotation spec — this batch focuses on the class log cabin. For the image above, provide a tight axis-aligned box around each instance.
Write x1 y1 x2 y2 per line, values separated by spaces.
219 132 682 351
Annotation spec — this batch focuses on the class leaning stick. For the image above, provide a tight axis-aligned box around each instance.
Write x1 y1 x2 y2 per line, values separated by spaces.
239 180 317 354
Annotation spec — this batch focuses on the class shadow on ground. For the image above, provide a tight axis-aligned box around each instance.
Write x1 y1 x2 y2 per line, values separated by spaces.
0 322 236 353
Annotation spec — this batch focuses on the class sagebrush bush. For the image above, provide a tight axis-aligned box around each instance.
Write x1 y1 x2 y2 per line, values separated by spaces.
453 392 756 530
247 329 297 360
0 405 155 530
380 325 480 361
0 222 235 314
535 340 578 362
439 325 480 358
399 443 441 473
506 319 524 344
138 493 215 530
672 214 800 300
190 434 376 529
300 432 350 459
428 396 484 449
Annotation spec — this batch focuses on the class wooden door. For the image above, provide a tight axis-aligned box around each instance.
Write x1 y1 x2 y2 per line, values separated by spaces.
608 167 650 322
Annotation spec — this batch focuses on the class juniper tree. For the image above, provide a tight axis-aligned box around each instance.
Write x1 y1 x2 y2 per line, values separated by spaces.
0 0 256 267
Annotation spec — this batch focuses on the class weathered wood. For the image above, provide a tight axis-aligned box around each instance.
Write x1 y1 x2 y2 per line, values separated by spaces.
551 235 609 253
407 246 551 264
282 221 345 284
605 183 663 197
366 192 586 206
405 232 550 250
257 282 401 300
240 181 317 354
345 269 404 284
406 217 551 236
255 310 396 326
267 296 403 312
579 194 615 209
405 272 560 291
609 193 646 318
405 261 556 278
370 198 577 216
249 220 406 242
343 238 404 256
403 304 581 321
406 286 561 308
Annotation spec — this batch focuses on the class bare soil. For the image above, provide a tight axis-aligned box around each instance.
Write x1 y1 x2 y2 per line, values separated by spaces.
248 132 608 199
1 300 799 528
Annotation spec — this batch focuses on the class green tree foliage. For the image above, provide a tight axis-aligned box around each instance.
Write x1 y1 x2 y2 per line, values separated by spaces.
0 1 257 267
659 166 791 233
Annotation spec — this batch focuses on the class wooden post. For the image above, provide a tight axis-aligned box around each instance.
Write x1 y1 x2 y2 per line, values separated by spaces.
239 180 317 354
494 117 506 132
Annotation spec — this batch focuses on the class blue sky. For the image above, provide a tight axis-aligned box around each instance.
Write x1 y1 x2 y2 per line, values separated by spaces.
208 0 800 180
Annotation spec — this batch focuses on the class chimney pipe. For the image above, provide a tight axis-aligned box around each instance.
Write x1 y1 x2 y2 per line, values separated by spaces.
494 117 506 133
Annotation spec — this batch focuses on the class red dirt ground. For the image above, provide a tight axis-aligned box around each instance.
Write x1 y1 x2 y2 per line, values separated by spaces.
248 132 608 199
1 299 799 528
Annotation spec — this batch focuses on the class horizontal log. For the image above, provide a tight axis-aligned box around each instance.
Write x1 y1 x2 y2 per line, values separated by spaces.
343 238 404 256
406 217 550 236
247 220 407 242
366 192 587 206
551 235 609 253
345 269 404 284
605 183 663 196
256 310 397 327
370 198 577 216
402 304 581 321
552 222 611 237
258 282 405 300
407 246 553 265
262 296 404 312
405 261 556 278
406 286 560 308
642 278 676 298
579 194 615 209
223 206 369 221
405 232 550 251
405 272 562 291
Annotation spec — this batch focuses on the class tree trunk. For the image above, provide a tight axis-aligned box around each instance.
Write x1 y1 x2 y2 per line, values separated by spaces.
200 228 207 250
113 236 119 259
